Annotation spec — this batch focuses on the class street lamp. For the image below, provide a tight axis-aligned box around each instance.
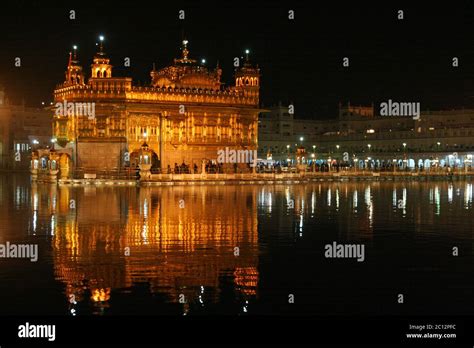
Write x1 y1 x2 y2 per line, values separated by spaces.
367 144 371 150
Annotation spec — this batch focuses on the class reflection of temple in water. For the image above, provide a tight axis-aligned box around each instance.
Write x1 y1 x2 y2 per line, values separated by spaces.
29 184 258 312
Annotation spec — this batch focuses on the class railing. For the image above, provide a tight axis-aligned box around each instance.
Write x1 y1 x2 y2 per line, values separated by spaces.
72 167 139 180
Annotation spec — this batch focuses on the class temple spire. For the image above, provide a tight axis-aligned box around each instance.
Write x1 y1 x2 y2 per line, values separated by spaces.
98 35 105 55
72 45 78 61
174 38 196 64
182 39 189 60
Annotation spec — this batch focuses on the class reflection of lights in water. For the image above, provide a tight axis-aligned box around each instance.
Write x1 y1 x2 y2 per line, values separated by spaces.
364 186 371 206
353 190 358 210
448 185 453 203
267 192 272 213
299 214 303 236
141 224 148 244
50 214 56 235
259 189 265 205
429 187 434 204
311 192 315 214
327 188 331 207
15 186 21 206
143 198 148 219
33 192 38 210
392 188 397 208
465 183 472 209
91 288 111 302
365 186 372 226
52 194 57 211
335 188 339 210
32 210 37 233
402 188 407 215
435 185 440 215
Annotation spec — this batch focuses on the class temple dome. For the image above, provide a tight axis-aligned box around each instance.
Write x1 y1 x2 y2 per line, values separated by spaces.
150 40 222 90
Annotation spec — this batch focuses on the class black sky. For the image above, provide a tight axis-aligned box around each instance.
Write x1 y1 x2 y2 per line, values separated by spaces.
1 0 474 119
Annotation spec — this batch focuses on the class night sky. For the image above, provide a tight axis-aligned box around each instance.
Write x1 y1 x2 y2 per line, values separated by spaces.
1 0 474 119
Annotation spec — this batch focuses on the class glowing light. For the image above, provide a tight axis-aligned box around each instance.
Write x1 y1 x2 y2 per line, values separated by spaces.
201 59 206 64
73 45 77 50
245 49 250 54
99 35 104 41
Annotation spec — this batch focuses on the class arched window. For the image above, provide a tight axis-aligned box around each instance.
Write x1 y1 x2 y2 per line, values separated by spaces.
103 70 108 78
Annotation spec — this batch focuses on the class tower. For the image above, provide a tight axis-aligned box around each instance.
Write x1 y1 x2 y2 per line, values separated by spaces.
91 36 112 78
65 46 84 85
234 49 260 98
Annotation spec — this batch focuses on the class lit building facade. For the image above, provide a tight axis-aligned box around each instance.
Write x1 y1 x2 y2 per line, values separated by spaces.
0 86 52 169
52 39 260 174
259 103 474 167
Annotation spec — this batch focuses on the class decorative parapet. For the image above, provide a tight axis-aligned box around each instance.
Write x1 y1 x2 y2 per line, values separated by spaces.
54 84 258 107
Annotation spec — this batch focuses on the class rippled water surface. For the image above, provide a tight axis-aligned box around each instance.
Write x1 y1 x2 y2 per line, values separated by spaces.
0 174 473 316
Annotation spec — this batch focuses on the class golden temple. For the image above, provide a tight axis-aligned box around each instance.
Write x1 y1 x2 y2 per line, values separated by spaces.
51 38 261 174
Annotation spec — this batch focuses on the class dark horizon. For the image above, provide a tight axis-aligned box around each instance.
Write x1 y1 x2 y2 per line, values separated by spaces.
1 1 474 119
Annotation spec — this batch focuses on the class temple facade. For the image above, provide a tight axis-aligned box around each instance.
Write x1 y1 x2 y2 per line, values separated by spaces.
51 39 261 175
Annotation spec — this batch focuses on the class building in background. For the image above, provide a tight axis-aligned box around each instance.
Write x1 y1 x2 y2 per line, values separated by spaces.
258 103 474 168
0 86 52 170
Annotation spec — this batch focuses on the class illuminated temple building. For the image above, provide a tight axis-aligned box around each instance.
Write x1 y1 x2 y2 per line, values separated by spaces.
52 38 260 173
